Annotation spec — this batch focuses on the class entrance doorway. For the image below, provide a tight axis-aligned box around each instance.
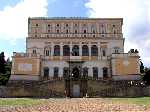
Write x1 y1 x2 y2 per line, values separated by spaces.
73 84 80 97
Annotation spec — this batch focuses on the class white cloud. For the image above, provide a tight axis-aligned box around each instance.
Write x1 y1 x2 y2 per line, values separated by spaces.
0 0 48 42
85 0 150 67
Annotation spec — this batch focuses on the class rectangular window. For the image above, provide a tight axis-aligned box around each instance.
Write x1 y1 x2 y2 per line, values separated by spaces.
93 67 98 79
54 67 59 78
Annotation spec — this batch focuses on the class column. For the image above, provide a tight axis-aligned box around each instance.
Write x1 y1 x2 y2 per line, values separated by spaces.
70 42 72 56
79 42 82 56
98 42 101 60
89 67 93 77
98 67 103 78
59 67 63 77
51 42 54 59
60 42 63 59
89 43 91 60
49 67 53 78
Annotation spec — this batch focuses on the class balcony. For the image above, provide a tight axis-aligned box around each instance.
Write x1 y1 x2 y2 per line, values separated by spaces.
13 52 41 58
69 56 81 61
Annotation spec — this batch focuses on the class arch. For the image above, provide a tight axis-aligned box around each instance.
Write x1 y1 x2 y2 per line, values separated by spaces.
91 45 98 56
103 67 108 78
93 67 98 79
33 49 36 54
54 45 60 56
54 67 59 78
44 46 51 56
72 67 80 79
82 45 89 56
72 45 79 56
114 47 120 54
43 67 49 78
63 45 70 56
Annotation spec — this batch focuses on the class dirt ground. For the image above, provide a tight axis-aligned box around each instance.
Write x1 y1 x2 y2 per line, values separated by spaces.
0 98 150 112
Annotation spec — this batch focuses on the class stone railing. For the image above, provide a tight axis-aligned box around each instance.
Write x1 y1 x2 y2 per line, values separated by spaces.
13 52 41 58
112 53 139 58
28 33 123 38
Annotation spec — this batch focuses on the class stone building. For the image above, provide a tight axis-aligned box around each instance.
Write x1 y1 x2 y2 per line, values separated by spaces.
10 17 141 97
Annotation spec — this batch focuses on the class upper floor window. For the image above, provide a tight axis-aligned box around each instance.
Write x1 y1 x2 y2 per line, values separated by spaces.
84 30 87 33
74 24 78 27
93 30 95 33
114 47 120 53
45 50 50 56
102 30 104 34
113 24 116 27
63 45 70 56
33 49 36 54
56 24 59 27
56 29 59 33
66 24 68 27
36 24 38 27
66 29 69 34
82 45 89 56
54 45 60 56
91 45 98 56
75 30 77 34
72 45 79 56
48 24 51 27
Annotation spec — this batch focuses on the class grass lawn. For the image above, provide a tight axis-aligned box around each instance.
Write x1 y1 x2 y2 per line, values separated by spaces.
0 98 46 106
108 97 150 106
0 97 150 106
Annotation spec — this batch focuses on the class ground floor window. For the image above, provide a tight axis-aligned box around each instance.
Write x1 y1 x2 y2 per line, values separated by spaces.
103 67 108 78
43 67 49 78
54 67 59 78
63 67 69 78
93 67 98 79
83 67 88 77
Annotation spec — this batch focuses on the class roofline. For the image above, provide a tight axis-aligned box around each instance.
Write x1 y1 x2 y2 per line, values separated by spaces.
28 17 123 20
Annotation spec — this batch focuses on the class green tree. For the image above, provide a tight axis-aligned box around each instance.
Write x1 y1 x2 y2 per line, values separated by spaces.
143 69 150 86
0 52 6 74
140 61 144 74
0 52 11 85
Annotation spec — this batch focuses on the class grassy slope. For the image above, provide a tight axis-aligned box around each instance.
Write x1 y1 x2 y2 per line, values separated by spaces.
0 97 150 106
0 98 46 106
108 97 150 106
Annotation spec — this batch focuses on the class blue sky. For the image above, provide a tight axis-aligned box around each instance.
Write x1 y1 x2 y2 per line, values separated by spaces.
0 0 150 67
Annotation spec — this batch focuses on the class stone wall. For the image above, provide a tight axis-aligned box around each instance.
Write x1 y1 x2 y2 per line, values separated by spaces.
87 80 149 97
0 79 150 98
0 79 65 98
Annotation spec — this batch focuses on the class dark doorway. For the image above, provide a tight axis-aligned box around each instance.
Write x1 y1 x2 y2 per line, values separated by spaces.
43 67 49 79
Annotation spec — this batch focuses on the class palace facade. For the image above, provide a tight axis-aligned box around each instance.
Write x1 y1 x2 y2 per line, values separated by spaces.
11 17 140 81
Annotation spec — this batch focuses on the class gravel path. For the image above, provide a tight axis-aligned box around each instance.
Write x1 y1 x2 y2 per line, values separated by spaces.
0 98 150 112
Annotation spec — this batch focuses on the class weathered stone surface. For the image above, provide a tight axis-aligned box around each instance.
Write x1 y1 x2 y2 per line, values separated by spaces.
0 80 150 98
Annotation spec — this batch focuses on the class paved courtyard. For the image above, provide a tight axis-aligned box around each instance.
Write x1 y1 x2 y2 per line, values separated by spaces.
0 98 150 112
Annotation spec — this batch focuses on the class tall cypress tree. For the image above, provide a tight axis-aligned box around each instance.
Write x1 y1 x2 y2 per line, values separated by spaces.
140 61 144 74
0 52 6 74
